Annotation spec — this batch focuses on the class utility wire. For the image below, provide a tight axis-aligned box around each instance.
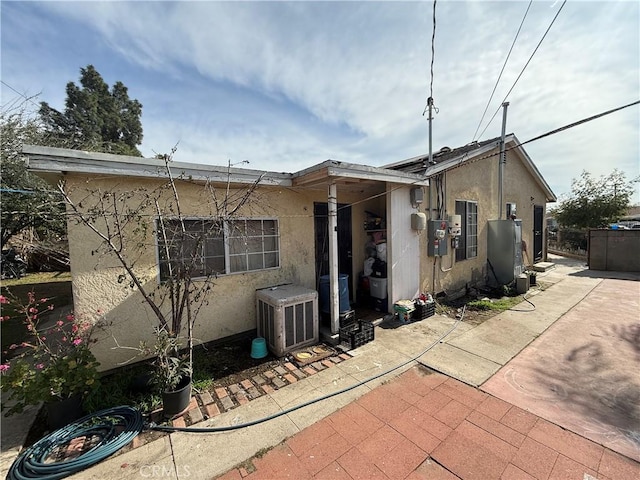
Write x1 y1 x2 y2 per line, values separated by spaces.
454 99 640 173
472 0 533 141
422 0 438 116
11 99 638 219
477 0 568 140
1 80 41 110
429 0 437 100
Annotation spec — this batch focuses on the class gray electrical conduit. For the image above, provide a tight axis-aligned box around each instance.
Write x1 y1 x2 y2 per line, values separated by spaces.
147 305 465 434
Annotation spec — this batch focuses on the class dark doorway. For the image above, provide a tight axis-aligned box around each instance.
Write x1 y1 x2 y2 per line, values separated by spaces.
313 202 353 300
533 205 544 261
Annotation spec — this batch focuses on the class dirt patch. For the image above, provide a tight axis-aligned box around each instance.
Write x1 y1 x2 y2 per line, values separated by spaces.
192 336 284 389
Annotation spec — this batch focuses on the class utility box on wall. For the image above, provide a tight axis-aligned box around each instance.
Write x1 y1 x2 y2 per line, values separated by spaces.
427 219 449 256
411 212 427 231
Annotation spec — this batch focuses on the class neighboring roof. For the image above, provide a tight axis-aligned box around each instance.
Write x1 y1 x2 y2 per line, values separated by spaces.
385 134 557 202
21 145 429 191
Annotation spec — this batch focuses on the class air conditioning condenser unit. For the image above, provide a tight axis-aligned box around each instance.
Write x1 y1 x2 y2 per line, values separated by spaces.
256 284 319 357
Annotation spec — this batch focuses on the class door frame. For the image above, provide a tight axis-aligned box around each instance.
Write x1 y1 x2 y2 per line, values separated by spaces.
533 205 544 262
313 202 353 300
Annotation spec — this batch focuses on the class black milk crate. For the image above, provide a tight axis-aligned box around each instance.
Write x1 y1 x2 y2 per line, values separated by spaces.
339 320 375 350
412 301 435 320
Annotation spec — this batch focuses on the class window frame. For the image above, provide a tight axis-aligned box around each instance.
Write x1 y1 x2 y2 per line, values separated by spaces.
156 217 280 281
455 200 478 261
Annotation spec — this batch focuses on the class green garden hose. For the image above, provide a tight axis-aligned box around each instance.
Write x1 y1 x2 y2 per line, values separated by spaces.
6 405 143 480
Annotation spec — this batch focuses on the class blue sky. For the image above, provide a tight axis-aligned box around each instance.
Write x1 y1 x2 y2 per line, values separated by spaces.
2 0 639 204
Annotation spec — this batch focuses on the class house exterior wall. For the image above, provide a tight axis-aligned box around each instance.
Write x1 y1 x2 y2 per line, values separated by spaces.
503 153 549 264
419 146 549 297
63 175 319 371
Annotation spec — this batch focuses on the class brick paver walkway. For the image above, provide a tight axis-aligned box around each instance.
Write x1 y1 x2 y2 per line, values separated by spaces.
170 352 353 429
217 365 640 480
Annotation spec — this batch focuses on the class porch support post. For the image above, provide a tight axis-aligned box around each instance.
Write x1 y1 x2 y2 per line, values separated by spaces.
328 182 340 334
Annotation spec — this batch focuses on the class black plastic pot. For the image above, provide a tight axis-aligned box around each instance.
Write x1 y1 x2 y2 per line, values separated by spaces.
162 376 192 417
47 394 84 430
529 273 537 286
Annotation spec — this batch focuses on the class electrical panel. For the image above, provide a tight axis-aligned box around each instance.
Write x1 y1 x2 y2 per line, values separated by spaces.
427 219 449 256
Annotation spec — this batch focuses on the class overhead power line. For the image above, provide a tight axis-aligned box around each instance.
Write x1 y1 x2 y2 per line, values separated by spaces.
455 99 640 174
1 80 41 110
472 0 533 141
429 0 437 100
10 100 637 218
476 0 568 140
422 0 438 117
340 99 640 212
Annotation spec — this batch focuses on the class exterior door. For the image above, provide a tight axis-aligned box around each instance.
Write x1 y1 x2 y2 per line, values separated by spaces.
313 203 353 299
533 205 544 261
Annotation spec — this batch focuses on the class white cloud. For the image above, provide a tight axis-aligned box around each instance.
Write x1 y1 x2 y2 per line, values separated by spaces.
2 1 638 201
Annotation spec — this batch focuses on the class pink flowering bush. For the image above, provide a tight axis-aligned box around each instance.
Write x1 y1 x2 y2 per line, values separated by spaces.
0 291 100 416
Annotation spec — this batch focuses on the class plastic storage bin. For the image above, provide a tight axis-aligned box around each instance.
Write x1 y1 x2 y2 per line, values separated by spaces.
412 301 435 320
319 274 350 313
339 320 375 350
369 277 387 299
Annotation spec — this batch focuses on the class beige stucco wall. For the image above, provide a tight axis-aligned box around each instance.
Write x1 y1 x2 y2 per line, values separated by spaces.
64 173 385 371
419 147 549 297
64 175 320 370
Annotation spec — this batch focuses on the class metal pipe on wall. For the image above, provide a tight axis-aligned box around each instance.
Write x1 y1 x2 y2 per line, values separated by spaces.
328 182 339 334
498 102 509 219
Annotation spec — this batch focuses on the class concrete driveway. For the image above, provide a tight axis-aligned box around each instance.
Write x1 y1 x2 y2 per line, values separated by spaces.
482 257 640 462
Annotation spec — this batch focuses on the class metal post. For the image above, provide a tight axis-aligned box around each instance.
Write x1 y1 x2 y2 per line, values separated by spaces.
427 97 434 221
498 102 509 219
427 97 437 296
328 182 339 334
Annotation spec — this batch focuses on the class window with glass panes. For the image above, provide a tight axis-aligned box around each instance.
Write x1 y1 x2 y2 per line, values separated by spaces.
455 201 478 261
157 218 279 280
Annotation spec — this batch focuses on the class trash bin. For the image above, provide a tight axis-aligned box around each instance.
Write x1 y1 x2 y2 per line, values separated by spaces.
319 274 350 313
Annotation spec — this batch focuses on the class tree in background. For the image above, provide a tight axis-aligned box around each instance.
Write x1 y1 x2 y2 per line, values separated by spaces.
0 99 66 250
39 65 143 157
552 169 637 229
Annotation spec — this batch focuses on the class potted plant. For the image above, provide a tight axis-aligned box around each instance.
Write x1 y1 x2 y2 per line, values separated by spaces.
0 291 100 429
528 270 537 286
147 326 192 416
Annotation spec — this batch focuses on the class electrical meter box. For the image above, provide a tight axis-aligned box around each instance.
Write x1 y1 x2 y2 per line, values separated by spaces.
410 187 424 206
427 219 449 256
411 212 427 230
448 214 462 236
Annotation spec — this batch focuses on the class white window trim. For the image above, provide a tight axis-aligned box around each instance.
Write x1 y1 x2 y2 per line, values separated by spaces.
455 200 478 261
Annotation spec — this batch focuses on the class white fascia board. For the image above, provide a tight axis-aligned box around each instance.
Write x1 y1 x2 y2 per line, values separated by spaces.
326 164 429 186
22 145 292 187
293 159 428 186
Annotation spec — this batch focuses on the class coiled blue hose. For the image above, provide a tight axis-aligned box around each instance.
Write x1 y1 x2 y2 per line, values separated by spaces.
6 405 143 480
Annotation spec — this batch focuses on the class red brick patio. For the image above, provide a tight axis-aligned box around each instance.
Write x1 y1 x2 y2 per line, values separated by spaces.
217 365 640 480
